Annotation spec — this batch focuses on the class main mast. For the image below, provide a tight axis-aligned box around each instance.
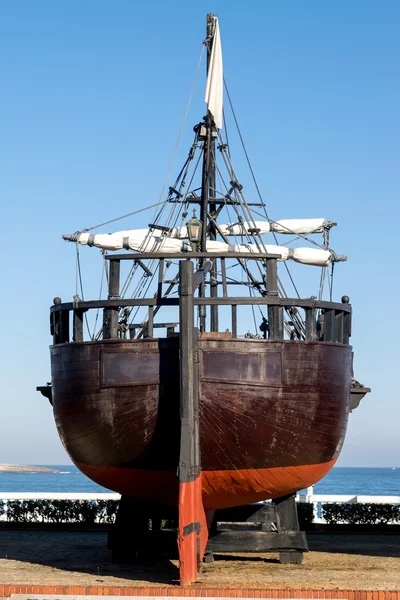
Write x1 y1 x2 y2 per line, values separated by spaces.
200 13 219 332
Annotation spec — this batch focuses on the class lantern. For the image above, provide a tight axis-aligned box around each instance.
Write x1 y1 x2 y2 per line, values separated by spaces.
186 210 202 248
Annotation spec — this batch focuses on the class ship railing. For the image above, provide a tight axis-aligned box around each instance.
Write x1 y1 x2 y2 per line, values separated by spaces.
49 253 352 345
1 492 399 524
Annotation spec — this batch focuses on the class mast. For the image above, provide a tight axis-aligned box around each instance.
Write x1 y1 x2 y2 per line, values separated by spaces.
200 13 218 332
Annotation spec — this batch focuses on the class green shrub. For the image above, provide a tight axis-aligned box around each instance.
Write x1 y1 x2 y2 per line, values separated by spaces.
44 500 75 523
3 499 119 524
97 499 119 523
322 503 400 525
71 500 99 525
297 502 314 527
6 500 41 522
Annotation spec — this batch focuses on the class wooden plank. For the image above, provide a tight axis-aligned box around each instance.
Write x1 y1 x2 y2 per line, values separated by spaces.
216 504 275 523
208 530 308 552
51 296 352 313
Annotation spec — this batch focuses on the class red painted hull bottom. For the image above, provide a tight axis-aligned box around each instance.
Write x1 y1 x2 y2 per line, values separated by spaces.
77 458 336 510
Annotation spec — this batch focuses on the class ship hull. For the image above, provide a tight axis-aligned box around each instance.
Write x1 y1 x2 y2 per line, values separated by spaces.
51 337 351 509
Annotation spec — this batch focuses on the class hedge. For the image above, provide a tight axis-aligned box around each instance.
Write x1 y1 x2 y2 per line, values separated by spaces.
0 500 312 525
0 500 119 524
297 502 314 527
322 503 400 525
1 499 399 526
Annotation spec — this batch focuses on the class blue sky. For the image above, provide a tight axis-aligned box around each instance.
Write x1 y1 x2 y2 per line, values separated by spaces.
1 0 399 466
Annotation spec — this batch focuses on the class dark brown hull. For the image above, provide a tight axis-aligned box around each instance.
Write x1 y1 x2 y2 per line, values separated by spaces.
51 337 352 509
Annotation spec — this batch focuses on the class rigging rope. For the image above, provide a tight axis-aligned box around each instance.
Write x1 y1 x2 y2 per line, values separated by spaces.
75 244 92 339
151 45 205 222
92 252 107 340
80 200 170 233
223 79 302 300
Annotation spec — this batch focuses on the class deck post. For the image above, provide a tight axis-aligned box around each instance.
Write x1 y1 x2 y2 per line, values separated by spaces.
324 308 335 342
178 259 207 585
73 309 85 342
342 296 351 344
267 259 283 339
335 310 344 343
305 307 317 341
51 299 70 345
231 304 237 338
103 259 120 339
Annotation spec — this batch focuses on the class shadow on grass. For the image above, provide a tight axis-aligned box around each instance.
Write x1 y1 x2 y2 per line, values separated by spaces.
0 530 399 586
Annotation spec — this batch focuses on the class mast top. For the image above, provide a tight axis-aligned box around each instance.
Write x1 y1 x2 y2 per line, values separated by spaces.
204 14 223 130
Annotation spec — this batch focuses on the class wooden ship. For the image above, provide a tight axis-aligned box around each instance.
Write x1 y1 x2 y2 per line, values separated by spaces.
38 15 369 585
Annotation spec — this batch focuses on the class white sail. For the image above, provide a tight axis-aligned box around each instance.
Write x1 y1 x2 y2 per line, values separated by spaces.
169 218 333 239
75 231 190 253
204 17 223 129
271 218 330 234
67 231 345 267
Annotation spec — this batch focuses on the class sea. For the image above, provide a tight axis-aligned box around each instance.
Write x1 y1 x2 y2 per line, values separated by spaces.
0 466 399 496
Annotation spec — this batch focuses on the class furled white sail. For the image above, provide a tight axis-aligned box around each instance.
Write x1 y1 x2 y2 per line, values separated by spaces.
204 17 223 129
168 219 333 238
271 218 331 234
65 230 345 267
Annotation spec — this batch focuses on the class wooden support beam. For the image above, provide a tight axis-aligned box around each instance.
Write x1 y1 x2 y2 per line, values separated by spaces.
221 258 228 297
273 493 306 563
324 308 335 342
305 307 317 341
343 311 352 344
72 309 84 342
231 305 237 338
157 259 164 300
267 259 283 339
52 309 69 345
178 260 207 585
103 259 120 339
146 307 154 338
335 310 344 343
208 530 307 553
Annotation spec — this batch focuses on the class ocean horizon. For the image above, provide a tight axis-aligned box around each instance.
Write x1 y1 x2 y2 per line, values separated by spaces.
0 466 399 496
